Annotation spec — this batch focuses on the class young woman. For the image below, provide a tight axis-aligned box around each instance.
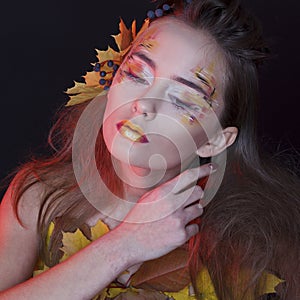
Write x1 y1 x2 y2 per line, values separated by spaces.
0 0 299 299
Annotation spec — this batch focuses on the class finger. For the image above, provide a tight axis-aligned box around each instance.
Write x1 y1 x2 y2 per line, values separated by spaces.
172 163 217 194
179 185 204 208
185 223 200 240
184 202 203 224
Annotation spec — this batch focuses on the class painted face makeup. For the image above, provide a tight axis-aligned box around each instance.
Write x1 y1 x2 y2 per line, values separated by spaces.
168 84 214 126
103 19 226 171
117 54 154 86
116 120 149 143
117 53 218 127
194 67 218 105
139 27 159 51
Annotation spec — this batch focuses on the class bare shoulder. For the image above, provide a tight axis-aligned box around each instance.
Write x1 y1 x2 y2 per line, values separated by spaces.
0 177 45 290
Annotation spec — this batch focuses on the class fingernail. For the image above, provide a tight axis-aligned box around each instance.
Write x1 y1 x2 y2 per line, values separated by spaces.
208 163 218 172
199 190 204 199
198 201 204 210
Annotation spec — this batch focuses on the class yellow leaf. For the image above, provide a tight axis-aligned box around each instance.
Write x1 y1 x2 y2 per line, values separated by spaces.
258 271 284 295
60 219 109 261
196 268 218 300
66 18 150 107
46 221 55 248
84 71 101 87
65 85 105 106
60 228 91 261
90 219 109 240
96 46 121 63
164 286 197 300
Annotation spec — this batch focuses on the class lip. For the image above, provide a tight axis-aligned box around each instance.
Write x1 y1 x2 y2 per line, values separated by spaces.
116 120 149 143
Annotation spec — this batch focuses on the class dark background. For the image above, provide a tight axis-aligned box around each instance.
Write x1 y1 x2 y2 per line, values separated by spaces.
0 0 299 197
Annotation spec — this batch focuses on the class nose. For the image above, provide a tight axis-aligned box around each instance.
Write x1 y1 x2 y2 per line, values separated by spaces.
131 98 156 120
131 78 169 120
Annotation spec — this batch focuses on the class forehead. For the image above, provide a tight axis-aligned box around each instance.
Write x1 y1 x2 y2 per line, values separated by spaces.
133 18 226 84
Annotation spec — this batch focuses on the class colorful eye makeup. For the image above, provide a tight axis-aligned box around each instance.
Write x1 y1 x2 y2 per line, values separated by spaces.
117 52 219 127
138 27 159 51
168 87 212 126
118 55 153 85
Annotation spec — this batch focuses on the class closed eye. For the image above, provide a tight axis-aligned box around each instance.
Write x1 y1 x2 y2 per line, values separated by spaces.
122 70 149 85
169 95 200 113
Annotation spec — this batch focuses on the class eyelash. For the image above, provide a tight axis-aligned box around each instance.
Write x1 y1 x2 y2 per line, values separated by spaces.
170 96 198 114
121 57 214 108
202 95 213 108
122 70 149 85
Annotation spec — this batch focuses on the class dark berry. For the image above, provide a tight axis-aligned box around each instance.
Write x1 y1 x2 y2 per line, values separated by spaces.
155 9 163 17
147 10 155 19
100 71 107 77
107 60 114 67
99 79 106 85
162 4 171 11
113 64 119 71
94 63 100 72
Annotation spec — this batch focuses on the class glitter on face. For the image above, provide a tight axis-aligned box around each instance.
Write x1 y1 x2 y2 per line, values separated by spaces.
116 55 153 85
193 66 219 107
138 27 159 51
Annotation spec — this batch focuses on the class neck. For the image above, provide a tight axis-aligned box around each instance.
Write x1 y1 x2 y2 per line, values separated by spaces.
111 156 199 203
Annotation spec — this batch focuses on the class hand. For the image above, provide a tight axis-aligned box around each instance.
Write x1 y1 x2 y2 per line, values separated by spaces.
115 163 216 264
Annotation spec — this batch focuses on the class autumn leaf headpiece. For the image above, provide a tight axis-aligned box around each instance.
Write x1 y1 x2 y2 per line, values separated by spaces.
65 19 150 107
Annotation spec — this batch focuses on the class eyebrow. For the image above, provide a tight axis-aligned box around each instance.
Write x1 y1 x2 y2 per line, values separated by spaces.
132 51 156 69
131 50 214 97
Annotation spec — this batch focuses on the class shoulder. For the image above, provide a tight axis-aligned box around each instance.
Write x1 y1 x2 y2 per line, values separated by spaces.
1 176 45 228
0 176 46 289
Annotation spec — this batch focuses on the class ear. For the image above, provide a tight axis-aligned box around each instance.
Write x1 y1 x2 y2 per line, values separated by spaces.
196 126 238 158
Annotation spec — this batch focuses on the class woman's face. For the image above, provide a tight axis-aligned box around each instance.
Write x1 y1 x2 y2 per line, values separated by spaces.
103 18 227 171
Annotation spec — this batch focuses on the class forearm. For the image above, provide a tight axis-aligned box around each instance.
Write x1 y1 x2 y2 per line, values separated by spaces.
0 228 134 300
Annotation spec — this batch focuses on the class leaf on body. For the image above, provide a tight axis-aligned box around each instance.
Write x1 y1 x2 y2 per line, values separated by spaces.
111 289 167 300
60 219 109 260
131 248 190 292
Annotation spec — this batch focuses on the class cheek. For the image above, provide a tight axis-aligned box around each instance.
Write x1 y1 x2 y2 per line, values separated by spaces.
161 105 209 147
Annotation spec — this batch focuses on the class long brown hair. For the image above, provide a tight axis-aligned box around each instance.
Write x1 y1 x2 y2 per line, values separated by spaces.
168 0 300 298
10 0 300 298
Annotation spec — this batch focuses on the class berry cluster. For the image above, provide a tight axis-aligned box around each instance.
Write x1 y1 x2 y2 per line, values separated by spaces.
147 4 171 19
147 0 193 20
93 60 120 90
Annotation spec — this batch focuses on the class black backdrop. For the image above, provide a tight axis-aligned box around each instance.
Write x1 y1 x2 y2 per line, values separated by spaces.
0 0 299 196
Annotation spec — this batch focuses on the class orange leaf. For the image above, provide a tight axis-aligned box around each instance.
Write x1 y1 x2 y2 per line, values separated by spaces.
112 19 134 52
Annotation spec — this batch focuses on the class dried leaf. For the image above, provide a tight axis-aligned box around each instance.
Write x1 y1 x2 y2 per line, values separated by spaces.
84 71 101 87
112 19 134 52
59 219 109 260
135 19 150 40
90 219 110 240
131 248 190 292
195 268 217 299
258 271 284 295
66 19 150 106
65 86 105 106
60 228 91 260
95 47 121 65
111 289 167 300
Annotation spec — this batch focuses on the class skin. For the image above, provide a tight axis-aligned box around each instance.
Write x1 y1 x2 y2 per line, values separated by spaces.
0 18 237 299
103 18 237 196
